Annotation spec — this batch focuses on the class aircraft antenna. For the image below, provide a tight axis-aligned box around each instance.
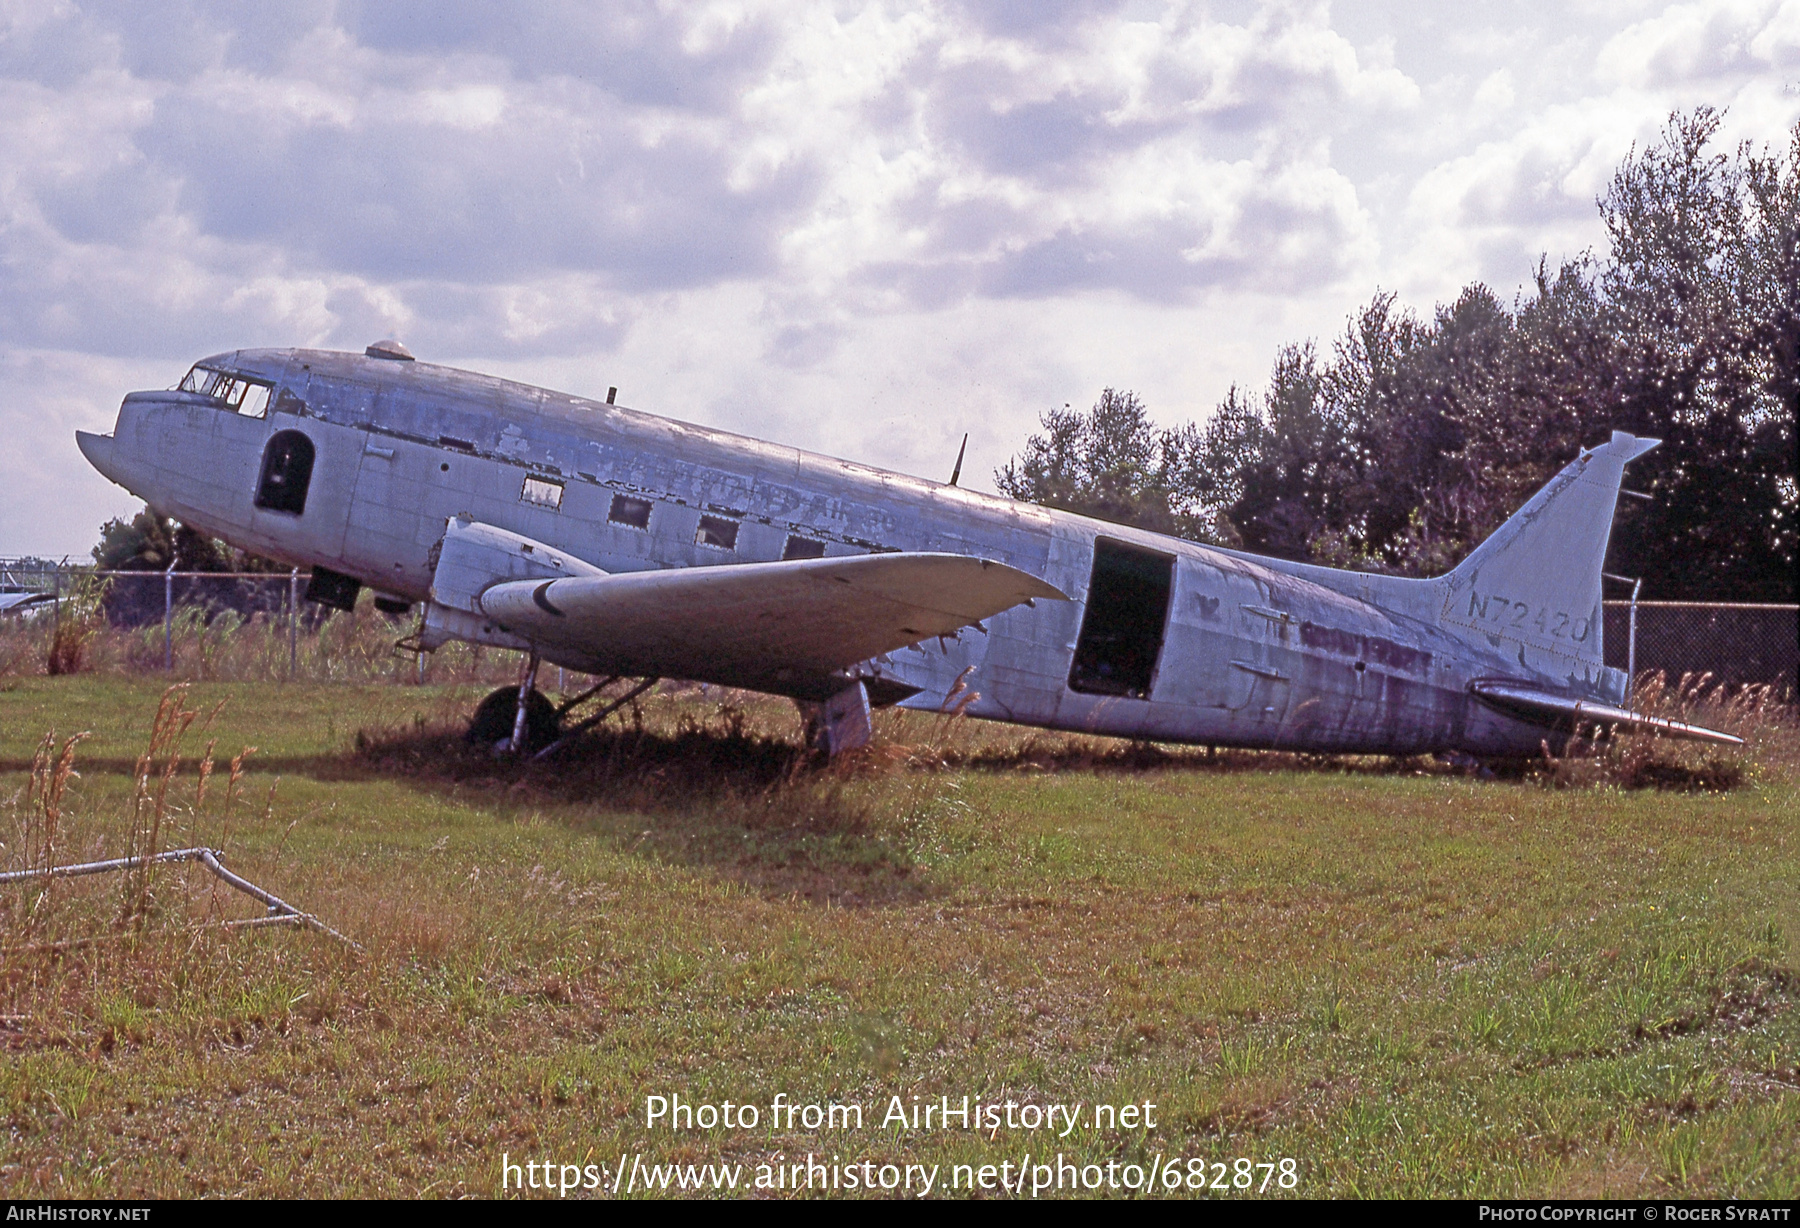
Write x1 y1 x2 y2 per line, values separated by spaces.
948 433 968 486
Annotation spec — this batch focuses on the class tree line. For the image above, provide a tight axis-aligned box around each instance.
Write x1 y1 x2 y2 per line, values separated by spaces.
997 110 1797 601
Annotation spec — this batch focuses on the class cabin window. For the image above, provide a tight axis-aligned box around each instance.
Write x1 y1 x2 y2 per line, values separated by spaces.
695 516 740 550
520 475 564 509
609 494 652 529
1068 538 1174 699
782 535 826 561
181 366 272 418
255 430 316 516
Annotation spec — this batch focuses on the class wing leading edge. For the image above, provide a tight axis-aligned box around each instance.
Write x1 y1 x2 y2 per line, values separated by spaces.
477 552 1067 700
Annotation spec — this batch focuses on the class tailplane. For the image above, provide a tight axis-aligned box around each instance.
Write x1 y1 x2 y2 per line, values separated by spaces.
1435 431 1657 696
1468 680 1743 746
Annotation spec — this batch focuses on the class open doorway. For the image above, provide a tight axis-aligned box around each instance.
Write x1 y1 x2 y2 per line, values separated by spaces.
255 430 315 515
1068 538 1174 699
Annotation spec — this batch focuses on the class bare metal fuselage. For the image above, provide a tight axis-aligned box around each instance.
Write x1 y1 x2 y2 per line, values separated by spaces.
78 348 1631 757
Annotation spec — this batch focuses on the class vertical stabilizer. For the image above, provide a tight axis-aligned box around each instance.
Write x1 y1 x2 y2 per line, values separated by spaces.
1436 431 1658 693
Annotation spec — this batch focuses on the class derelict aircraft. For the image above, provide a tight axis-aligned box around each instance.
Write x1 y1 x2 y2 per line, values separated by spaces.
76 341 1739 757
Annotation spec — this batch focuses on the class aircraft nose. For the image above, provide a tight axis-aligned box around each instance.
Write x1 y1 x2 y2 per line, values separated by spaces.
76 429 125 487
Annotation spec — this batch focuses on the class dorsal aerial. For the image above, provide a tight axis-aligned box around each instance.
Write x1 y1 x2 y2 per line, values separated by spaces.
76 342 1739 759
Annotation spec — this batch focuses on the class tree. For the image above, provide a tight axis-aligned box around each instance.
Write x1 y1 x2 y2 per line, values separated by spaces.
995 388 1223 541
1197 343 1354 560
1598 110 1798 600
1004 111 1795 599
95 509 216 573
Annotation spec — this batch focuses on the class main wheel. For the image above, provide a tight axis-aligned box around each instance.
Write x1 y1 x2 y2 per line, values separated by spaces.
467 686 561 753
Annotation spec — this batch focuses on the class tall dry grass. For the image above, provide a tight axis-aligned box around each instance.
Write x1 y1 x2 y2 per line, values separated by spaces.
1 685 290 952
1531 671 1798 791
0 595 522 685
11 731 87 881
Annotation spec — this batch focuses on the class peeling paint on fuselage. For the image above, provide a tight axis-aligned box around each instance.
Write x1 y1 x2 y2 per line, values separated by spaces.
84 348 1585 757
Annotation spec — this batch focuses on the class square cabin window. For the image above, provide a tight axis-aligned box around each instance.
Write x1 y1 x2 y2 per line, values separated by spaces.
521 476 564 510
695 516 740 550
782 535 826 560
609 494 652 529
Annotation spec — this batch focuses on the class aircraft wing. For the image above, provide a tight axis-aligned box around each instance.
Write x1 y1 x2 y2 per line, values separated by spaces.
1469 680 1743 746
476 552 1067 698
0 591 55 615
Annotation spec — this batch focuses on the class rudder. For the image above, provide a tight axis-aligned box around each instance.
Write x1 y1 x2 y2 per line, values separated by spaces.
1436 431 1657 695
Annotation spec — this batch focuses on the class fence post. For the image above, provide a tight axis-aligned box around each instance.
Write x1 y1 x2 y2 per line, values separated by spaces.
1627 577 1641 709
163 563 175 673
288 567 299 681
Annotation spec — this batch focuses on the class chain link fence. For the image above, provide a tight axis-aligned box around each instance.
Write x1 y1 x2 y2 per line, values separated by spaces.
0 561 521 685
1605 601 1799 699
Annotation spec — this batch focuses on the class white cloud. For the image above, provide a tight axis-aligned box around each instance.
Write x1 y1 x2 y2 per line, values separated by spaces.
0 349 171 559
1749 0 1800 57
1599 0 1797 86
1473 68 1515 113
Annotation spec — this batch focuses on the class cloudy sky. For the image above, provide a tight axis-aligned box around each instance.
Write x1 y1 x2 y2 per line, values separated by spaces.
2 0 1796 558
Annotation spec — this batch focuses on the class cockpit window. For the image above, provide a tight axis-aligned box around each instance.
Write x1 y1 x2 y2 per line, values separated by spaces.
180 366 272 418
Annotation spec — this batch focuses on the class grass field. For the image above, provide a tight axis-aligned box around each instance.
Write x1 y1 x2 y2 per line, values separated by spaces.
2 675 1796 1199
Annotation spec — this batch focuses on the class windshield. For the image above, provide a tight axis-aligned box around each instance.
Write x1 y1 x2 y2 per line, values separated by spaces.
179 366 272 418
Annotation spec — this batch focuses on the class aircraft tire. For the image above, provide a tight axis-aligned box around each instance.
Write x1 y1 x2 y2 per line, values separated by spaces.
467 686 561 753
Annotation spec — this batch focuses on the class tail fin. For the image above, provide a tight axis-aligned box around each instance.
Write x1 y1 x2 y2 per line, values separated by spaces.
1436 431 1657 694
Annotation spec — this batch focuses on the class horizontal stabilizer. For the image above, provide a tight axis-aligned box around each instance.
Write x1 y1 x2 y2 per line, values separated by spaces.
1469 680 1743 747
478 552 1067 698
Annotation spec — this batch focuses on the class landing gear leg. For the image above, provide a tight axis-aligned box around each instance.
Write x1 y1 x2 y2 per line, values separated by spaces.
798 681 872 758
509 651 540 755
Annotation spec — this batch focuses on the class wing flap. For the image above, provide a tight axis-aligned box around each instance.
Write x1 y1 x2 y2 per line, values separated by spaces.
478 552 1066 695
1469 680 1743 747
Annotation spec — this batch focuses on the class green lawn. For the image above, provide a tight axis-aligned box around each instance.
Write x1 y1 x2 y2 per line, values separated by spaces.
2 676 1795 1198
